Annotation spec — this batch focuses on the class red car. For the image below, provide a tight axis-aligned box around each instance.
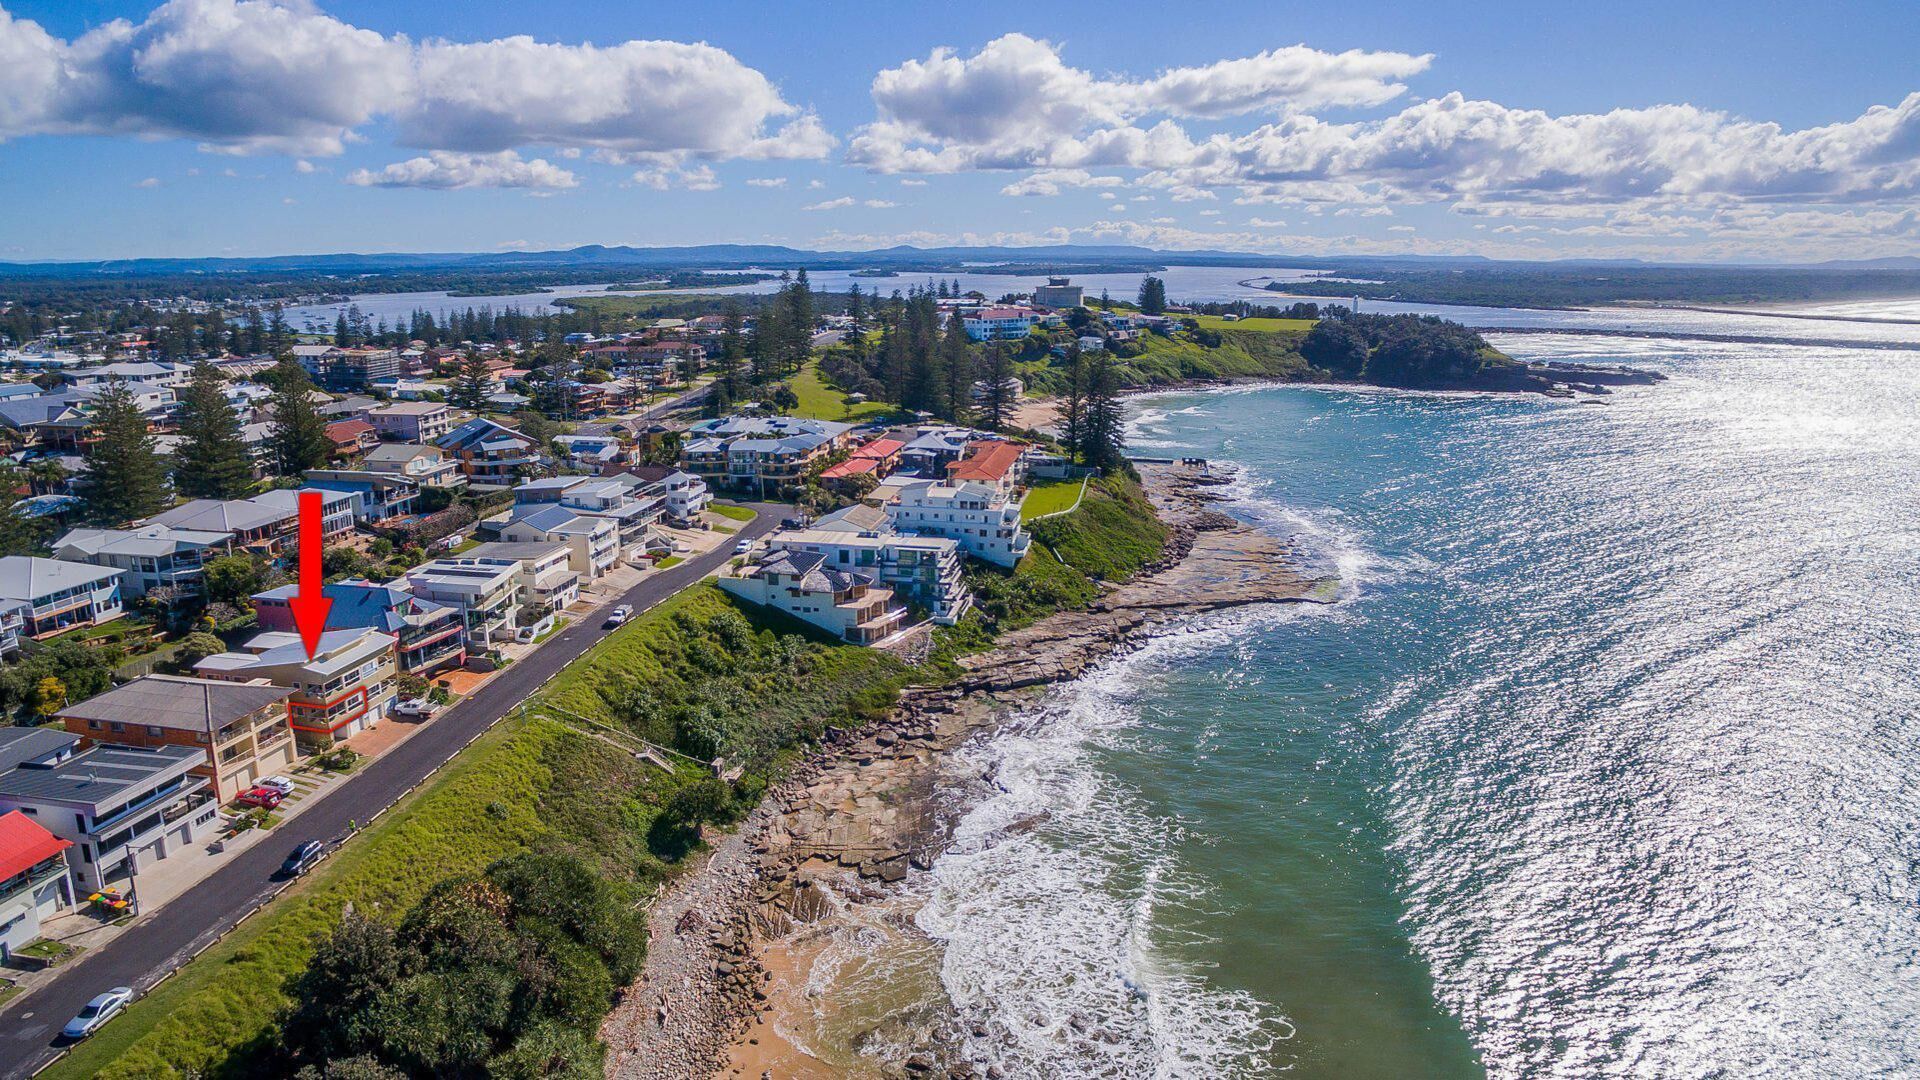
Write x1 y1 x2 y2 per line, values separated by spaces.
234 786 284 810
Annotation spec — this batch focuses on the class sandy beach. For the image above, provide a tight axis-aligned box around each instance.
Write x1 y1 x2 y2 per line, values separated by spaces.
601 463 1325 1079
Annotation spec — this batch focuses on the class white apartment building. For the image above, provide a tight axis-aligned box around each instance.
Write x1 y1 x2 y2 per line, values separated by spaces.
885 480 1032 568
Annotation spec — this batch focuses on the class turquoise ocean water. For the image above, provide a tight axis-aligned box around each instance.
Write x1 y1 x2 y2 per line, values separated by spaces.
916 331 1920 1078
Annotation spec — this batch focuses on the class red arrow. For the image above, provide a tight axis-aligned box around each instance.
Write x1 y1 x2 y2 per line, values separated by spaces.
288 490 331 660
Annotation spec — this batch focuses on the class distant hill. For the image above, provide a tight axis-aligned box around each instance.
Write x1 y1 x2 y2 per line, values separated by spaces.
1813 256 1920 270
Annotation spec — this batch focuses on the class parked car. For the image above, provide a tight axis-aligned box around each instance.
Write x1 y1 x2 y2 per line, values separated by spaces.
234 786 283 810
393 698 438 719
604 604 634 628
279 840 324 878
61 987 132 1040
733 539 756 555
257 775 296 798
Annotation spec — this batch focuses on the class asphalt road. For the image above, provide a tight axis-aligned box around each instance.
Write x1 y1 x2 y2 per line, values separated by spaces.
0 506 781 1078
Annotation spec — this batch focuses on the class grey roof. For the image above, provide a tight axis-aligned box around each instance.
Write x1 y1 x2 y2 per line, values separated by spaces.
0 391 90 430
509 504 588 533
150 498 289 534
0 556 122 602
465 541 571 564
0 728 81 773
0 743 203 806
757 548 873 592
53 524 233 559
811 503 889 533
365 442 442 464
58 675 291 732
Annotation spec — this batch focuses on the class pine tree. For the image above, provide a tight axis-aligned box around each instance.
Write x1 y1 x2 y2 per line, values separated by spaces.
1081 352 1127 470
334 312 351 347
0 465 42 556
982 345 1013 429
449 350 492 411
1137 276 1168 316
1060 349 1089 462
717 301 745 394
940 313 974 423
270 356 331 475
174 361 253 499
76 382 169 525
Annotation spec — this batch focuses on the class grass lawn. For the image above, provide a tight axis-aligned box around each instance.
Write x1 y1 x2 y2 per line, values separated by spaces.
654 555 684 569
708 503 756 522
1021 477 1086 521
1192 314 1318 333
790 360 898 423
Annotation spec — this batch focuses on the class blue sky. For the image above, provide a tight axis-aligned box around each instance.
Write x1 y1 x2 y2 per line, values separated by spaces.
3 0 1918 262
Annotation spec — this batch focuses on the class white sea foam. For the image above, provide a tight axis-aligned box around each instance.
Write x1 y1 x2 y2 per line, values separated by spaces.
921 611 1308 1078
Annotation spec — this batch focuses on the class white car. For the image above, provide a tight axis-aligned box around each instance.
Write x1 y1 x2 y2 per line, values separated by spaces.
257 775 296 798
605 604 634 628
62 987 132 1040
733 539 756 555
393 698 438 719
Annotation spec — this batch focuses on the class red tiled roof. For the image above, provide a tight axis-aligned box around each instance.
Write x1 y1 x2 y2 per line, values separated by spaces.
0 809 70 882
325 419 375 446
820 458 881 479
947 440 1025 482
849 438 904 460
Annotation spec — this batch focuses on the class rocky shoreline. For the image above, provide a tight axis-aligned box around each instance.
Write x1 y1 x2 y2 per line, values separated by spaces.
600 463 1326 1080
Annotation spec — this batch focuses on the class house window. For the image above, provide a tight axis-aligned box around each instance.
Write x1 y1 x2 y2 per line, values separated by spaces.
147 726 163 737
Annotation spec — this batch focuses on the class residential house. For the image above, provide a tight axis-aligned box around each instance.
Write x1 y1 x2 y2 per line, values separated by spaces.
718 549 906 645
963 306 1040 341
0 601 26 657
397 559 522 649
51 524 232 599
0 810 75 959
365 442 464 488
255 580 465 676
895 426 997 477
325 418 381 460
499 505 620 579
679 415 854 496
511 476 660 558
0 738 218 892
764 529 971 623
553 433 624 468
598 465 711 526
819 437 904 491
366 401 455 442
57 675 296 803
61 362 187 390
301 470 420 523
150 488 355 554
886 480 1031 568
0 556 124 636
944 440 1030 497
463 543 582 615
195 628 399 751
437 417 543 484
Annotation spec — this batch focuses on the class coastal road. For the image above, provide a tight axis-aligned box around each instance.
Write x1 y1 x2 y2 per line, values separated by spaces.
0 505 782 1079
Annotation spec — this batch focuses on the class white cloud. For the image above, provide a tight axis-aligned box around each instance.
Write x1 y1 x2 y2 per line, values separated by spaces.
900 178 928 186
134 176 160 188
808 179 825 189
345 150 578 190
746 177 787 188
849 33 1425 174
294 158 316 173
0 0 407 155
863 199 898 208
0 0 831 168
629 161 719 190
1248 216 1287 227
803 196 856 210
999 168 1126 196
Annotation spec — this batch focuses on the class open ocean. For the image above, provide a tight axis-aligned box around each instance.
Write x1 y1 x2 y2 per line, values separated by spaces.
913 325 1920 1076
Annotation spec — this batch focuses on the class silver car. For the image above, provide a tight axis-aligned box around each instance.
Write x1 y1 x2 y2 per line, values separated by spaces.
62 987 132 1040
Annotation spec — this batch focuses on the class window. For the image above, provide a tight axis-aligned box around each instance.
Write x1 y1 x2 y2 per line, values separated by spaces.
146 726 163 737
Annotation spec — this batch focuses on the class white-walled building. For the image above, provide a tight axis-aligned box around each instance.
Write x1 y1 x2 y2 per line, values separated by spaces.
885 480 1031 568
